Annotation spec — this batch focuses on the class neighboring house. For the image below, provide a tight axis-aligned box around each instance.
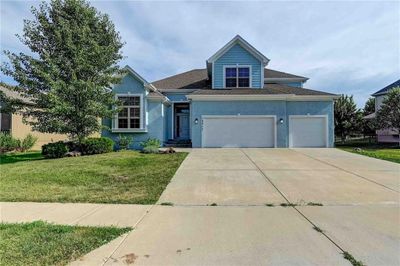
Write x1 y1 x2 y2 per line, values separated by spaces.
104 35 338 148
0 85 68 150
369 79 400 143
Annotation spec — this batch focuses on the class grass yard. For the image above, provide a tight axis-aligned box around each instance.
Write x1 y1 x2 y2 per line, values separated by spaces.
0 151 44 164
336 138 400 164
0 151 187 204
338 146 400 164
0 221 130 266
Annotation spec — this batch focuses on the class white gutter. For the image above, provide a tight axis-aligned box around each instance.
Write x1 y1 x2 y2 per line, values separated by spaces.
264 78 309 82
187 94 339 101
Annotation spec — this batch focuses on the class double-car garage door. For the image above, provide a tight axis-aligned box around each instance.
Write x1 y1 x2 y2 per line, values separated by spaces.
201 115 327 148
202 116 276 148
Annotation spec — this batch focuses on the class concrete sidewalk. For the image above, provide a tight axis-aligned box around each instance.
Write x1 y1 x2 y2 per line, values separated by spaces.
0 202 151 227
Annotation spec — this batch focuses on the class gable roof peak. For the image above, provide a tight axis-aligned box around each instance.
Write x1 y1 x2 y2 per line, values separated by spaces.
123 65 149 85
123 65 165 98
207 35 270 65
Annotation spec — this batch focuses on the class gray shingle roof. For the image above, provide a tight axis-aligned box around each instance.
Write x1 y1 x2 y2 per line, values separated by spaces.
0 85 32 104
372 79 400 96
151 68 308 90
151 69 209 90
264 69 307 80
189 83 336 96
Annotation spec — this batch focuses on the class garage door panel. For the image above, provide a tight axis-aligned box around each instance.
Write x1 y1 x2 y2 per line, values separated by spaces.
202 116 275 148
290 116 327 148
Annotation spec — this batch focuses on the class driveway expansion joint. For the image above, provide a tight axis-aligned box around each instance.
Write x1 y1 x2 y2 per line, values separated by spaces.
293 149 400 193
240 149 347 254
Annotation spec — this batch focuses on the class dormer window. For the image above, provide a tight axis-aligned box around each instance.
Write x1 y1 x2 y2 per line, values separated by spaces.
225 66 250 88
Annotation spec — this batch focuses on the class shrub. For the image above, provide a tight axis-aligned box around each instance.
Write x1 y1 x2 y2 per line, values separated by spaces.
81 137 113 155
116 134 133 150
0 133 19 153
19 134 38 152
42 141 68 158
142 145 159 154
64 141 79 152
140 138 161 148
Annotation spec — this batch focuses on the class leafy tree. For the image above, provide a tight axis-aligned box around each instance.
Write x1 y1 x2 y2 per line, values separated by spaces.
362 97 376 138
376 87 400 145
0 82 27 113
334 95 362 142
363 97 375 115
1 0 124 143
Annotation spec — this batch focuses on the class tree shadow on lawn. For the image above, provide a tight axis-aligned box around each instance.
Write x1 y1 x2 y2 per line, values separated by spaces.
0 152 45 165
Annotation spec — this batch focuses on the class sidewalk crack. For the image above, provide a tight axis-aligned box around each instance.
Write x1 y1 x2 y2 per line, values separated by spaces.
102 204 155 266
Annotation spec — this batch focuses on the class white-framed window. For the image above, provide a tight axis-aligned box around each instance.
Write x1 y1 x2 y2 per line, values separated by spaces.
225 66 250 88
116 95 142 129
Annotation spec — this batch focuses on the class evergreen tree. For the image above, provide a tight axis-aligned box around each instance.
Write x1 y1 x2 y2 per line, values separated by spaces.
376 87 400 145
334 95 362 142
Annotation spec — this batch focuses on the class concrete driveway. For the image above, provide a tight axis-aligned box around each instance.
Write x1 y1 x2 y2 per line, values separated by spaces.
75 148 400 266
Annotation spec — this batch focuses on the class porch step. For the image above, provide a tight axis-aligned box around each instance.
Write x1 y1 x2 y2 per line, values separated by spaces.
164 139 192 148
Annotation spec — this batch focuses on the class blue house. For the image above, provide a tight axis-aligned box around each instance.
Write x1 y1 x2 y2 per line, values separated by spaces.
103 35 338 148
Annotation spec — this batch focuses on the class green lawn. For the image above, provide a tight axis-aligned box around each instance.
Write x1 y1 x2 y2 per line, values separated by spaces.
338 147 400 164
0 151 44 164
0 151 187 204
336 139 400 164
0 221 130 266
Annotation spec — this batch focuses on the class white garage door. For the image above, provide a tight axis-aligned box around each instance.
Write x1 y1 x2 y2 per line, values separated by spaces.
289 116 327 148
202 116 276 148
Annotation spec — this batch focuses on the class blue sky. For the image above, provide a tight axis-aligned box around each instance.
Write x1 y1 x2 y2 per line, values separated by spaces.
1 0 399 107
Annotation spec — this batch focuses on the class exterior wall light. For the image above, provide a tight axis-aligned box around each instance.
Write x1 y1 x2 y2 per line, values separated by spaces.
279 118 284 124
194 118 199 124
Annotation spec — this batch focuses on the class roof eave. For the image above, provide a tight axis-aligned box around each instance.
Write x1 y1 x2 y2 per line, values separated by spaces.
371 91 387 97
187 94 339 101
264 77 309 83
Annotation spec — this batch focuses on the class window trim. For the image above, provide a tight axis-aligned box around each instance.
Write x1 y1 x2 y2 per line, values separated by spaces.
223 65 252 88
113 93 145 132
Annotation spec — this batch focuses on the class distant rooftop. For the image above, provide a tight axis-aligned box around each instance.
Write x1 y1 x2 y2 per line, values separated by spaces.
372 79 400 96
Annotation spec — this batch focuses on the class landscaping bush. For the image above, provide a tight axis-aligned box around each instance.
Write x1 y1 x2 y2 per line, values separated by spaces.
116 134 133 150
42 141 68 158
140 138 161 148
20 134 38 152
0 133 37 153
140 138 161 154
142 145 160 154
64 141 79 152
81 137 113 155
0 133 19 153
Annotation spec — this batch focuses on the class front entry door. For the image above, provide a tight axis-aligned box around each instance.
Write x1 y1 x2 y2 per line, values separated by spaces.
176 113 190 139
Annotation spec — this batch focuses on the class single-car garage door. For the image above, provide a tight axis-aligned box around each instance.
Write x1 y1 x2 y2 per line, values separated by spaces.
289 115 328 147
202 115 276 148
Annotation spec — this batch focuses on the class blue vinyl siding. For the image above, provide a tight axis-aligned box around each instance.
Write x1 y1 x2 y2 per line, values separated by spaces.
190 100 334 148
213 44 262 89
102 73 166 149
112 74 146 94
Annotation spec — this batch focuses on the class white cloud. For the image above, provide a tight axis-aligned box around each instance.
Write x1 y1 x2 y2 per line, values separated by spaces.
1 0 399 106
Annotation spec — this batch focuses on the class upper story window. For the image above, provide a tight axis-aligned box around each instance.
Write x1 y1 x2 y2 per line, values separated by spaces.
117 96 141 129
225 66 250 88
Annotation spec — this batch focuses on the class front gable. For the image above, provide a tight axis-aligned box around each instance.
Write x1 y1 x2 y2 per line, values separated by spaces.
207 35 269 89
113 66 148 95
